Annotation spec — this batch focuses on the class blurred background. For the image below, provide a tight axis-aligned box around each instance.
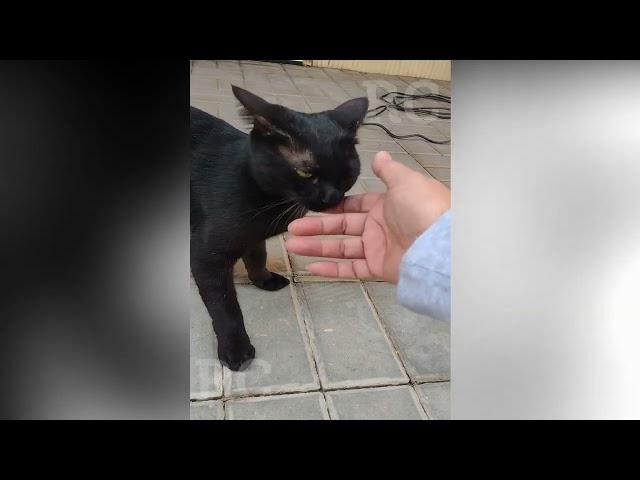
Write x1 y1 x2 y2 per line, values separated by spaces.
0 61 189 419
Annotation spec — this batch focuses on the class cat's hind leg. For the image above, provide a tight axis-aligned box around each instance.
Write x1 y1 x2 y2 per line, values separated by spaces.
242 240 290 291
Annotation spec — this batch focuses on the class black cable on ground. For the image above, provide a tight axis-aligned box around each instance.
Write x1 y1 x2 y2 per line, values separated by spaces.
361 91 451 144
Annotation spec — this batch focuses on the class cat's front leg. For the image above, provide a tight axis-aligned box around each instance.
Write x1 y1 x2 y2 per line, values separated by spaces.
191 258 255 371
242 240 290 291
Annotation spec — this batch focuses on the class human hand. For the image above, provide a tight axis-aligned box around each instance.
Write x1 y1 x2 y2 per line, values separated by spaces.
285 151 450 283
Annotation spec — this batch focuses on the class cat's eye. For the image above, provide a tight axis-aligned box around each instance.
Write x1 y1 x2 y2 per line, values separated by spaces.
295 168 313 179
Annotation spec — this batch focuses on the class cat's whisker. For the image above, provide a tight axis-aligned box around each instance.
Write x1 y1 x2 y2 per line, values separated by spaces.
270 202 298 236
246 199 289 217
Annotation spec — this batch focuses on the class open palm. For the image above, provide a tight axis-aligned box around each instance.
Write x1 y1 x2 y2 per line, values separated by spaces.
286 151 451 283
286 192 406 282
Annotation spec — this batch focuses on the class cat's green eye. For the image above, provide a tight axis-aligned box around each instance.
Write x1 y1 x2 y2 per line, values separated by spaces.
295 168 313 179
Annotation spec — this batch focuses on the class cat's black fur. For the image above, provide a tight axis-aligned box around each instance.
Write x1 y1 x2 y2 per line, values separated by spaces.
191 86 368 370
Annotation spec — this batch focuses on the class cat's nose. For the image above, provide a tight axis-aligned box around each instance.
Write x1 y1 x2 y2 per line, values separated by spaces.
321 189 342 207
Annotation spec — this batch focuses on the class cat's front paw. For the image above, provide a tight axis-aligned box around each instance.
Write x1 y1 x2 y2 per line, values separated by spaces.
252 272 290 291
218 339 256 372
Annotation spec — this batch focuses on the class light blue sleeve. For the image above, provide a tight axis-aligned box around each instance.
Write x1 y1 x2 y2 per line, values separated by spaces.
396 209 451 321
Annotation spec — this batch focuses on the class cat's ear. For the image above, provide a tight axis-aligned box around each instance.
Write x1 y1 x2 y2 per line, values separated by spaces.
329 97 369 133
232 85 290 136
232 85 271 117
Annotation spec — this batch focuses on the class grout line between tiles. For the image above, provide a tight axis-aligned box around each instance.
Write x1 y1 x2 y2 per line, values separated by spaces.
360 283 412 384
193 380 427 403
409 384 431 420
288 279 324 395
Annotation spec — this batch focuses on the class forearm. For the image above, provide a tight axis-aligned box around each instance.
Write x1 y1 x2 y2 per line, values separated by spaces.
396 209 451 321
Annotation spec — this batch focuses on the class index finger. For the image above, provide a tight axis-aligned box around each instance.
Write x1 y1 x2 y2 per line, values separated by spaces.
287 212 367 236
322 192 383 214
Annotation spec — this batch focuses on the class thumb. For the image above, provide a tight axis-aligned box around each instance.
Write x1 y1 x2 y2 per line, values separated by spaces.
372 151 414 189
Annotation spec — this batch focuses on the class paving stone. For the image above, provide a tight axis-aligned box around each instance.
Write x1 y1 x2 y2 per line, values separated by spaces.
357 124 398 142
190 400 224 420
416 382 451 420
273 95 311 112
216 103 242 124
365 282 450 382
372 123 443 137
296 282 408 389
306 100 339 113
191 60 218 70
357 151 427 177
412 154 451 168
357 140 405 155
431 142 451 155
190 75 218 93
233 235 289 282
190 99 222 117
360 178 387 193
430 120 451 136
394 138 441 155
215 60 242 71
338 79 369 97
425 166 451 182
223 285 319 396
284 64 330 78
226 392 329 420
388 152 431 175
326 385 427 420
190 276 223 400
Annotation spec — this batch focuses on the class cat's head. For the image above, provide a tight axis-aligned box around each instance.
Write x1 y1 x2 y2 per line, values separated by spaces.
232 85 368 212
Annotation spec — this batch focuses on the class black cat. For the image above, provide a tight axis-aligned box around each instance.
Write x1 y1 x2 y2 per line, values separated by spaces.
191 86 368 371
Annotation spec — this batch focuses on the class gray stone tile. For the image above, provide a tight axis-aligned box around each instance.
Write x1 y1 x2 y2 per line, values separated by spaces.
357 140 405 154
431 142 451 155
190 276 223 400
223 285 319 396
365 282 450 382
322 67 366 82
412 154 451 168
429 120 451 136
296 283 408 389
338 79 369 97
416 382 451 420
233 235 289 282
294 78 350 102
190 99 221 117
190 400 224 420
216 103 242 124
307 100 339 113
326 385 427 420
273 95 311 112
368 123 443 138
226 392 329 420
360 178 386 193
425 166 450 182
243 74 300 95
394 138 440 155
358 150 428 177
357 125 397 142
284 64 331 79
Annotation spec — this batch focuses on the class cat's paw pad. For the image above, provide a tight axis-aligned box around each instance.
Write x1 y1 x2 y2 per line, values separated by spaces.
218 341 256 372
252 272 290 291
